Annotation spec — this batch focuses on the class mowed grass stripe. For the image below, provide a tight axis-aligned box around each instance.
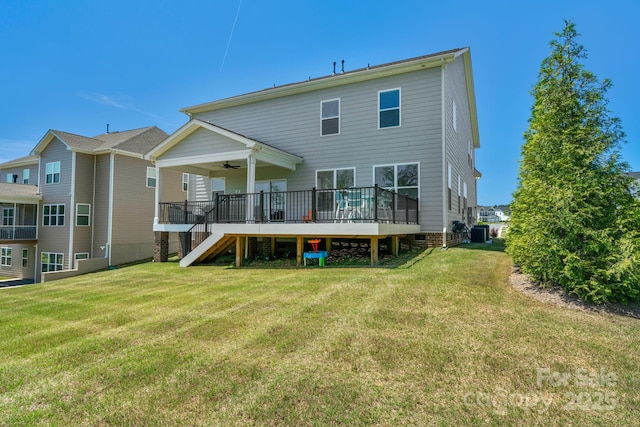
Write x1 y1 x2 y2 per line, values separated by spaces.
0 241 638 426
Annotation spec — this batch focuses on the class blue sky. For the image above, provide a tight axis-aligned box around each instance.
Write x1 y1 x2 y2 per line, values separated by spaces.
1 0 638 205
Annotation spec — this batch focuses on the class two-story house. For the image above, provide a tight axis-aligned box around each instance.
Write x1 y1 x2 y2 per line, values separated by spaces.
478 206 510 223
147 47 481 266
0 126 183 282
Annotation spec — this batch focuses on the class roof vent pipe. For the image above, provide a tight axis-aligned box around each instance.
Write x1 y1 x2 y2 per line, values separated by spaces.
333 61 336 75
106 123 110 134
341 59 345 73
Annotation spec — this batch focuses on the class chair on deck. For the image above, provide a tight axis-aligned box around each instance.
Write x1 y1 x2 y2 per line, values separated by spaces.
335 190 348 222
345 188 363 220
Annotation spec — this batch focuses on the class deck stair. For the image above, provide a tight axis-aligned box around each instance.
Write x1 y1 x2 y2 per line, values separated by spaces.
179 233 235 267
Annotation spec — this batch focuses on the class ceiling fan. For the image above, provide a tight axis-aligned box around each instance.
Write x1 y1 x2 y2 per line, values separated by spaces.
223 161 240 169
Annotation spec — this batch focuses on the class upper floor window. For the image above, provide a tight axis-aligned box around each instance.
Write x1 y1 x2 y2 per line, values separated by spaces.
43 204 65 226
6 173 15 183
321 99 340 135
146 167 156 188
2 208 13 226
76 203 90 226
182 173 189 192
379 88 401 128
45 161 60 184
23 169 30 184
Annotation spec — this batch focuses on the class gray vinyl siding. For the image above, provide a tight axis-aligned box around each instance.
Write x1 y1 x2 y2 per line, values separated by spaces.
111 155 156 265
92 154 110 259
72 152 94 257
37 138 72 269
0 164 37 184
162 128 245 159
191 68 444 231
0 243 35 279
444 56 477 228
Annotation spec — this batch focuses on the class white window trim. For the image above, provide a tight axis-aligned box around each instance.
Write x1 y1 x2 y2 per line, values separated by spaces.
2 207 13 226
74 252 89 268
43 204 65 226
23 169 30 184
315 167 357 189
76 203 91 226
320 98 341 136
211 177 226 199
372 162 420 196
6 173 13 183
453 100 457 132
463 181 468 198
45 161 61 184
458 175 461 196
378 88 401 129
448 163 452 189
41 252 64 272
0 247 11 266
146 167 157 188
182 173 189 192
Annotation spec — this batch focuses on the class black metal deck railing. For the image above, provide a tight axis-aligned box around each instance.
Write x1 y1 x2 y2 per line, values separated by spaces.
159 185 419 226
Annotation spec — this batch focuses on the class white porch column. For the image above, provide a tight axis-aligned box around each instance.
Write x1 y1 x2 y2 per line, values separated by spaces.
246 156 256 222
154 165 161 225
246 155 256 193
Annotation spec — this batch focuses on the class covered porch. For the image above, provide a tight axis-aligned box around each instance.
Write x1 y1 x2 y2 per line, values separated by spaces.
145 119 420 266
0 183 41 242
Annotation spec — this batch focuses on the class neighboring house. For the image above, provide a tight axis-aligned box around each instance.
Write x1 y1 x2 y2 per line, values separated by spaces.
478 206 510 223
146 47 481 266
0 126 183 282
628 172 640 197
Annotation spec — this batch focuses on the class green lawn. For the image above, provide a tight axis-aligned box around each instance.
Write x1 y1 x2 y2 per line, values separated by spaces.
1 241 638 426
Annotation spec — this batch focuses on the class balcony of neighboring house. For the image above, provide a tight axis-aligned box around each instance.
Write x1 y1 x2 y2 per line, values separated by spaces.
0 183 41 242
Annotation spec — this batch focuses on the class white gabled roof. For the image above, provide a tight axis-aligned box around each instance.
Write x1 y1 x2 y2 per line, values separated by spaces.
145 119 304 171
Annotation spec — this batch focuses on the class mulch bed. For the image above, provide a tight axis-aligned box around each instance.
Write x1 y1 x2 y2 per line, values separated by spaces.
509 267 640 319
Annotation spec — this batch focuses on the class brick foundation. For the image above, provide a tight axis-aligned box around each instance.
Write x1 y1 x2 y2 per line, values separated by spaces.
404 232 464 250
154 232 169 262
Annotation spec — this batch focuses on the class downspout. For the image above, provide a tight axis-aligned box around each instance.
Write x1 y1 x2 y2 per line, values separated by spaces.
34 243 38 283
12 203 16 238
441 62 448 249
91 155 96 258
154 164 160 225
68 151 76 268
107 152 115 266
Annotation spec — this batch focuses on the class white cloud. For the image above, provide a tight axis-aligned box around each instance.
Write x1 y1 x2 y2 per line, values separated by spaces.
77 92 160 120
79 92 129 109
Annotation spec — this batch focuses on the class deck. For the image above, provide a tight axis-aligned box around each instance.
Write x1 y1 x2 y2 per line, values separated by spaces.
154 186 421 266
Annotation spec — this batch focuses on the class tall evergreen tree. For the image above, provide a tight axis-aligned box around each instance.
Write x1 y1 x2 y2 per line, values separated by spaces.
507 21 640 303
